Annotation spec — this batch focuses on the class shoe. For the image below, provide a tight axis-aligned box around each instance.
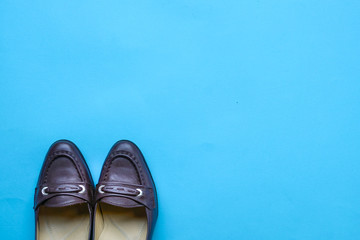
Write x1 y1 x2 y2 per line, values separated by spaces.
93 140 158 240
34 140 94 240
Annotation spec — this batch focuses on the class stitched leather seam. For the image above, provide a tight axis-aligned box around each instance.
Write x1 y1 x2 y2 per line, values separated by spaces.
104 151 145 184
44 151 84 183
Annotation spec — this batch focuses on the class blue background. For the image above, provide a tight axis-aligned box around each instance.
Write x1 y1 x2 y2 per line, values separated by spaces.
0 1 359 239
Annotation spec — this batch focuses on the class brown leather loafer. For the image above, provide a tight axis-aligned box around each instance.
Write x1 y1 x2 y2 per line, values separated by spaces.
93 140 158 240
34 140 94 240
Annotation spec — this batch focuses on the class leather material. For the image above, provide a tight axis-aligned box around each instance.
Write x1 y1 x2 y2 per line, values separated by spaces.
34 140 94 239
95 182 155 209
94 140 158 239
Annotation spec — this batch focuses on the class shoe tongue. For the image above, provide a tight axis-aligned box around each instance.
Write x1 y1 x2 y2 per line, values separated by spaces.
100 196 143 208
43 195 87 207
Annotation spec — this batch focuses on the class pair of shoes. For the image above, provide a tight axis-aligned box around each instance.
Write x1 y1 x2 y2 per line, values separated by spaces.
34 140 158 240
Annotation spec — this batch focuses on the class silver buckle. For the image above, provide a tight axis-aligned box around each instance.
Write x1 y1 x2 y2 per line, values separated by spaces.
98 185 143 197
41 185 85 195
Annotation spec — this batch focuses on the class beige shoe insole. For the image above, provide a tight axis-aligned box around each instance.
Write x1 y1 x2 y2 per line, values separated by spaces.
96 203 148 240
37 204 90 240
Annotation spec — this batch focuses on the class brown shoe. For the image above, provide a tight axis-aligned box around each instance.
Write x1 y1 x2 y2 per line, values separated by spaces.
94 140 158 240
34 140 94 240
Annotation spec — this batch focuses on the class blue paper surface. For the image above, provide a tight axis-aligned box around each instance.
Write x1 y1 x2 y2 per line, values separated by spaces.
0 1 359 239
